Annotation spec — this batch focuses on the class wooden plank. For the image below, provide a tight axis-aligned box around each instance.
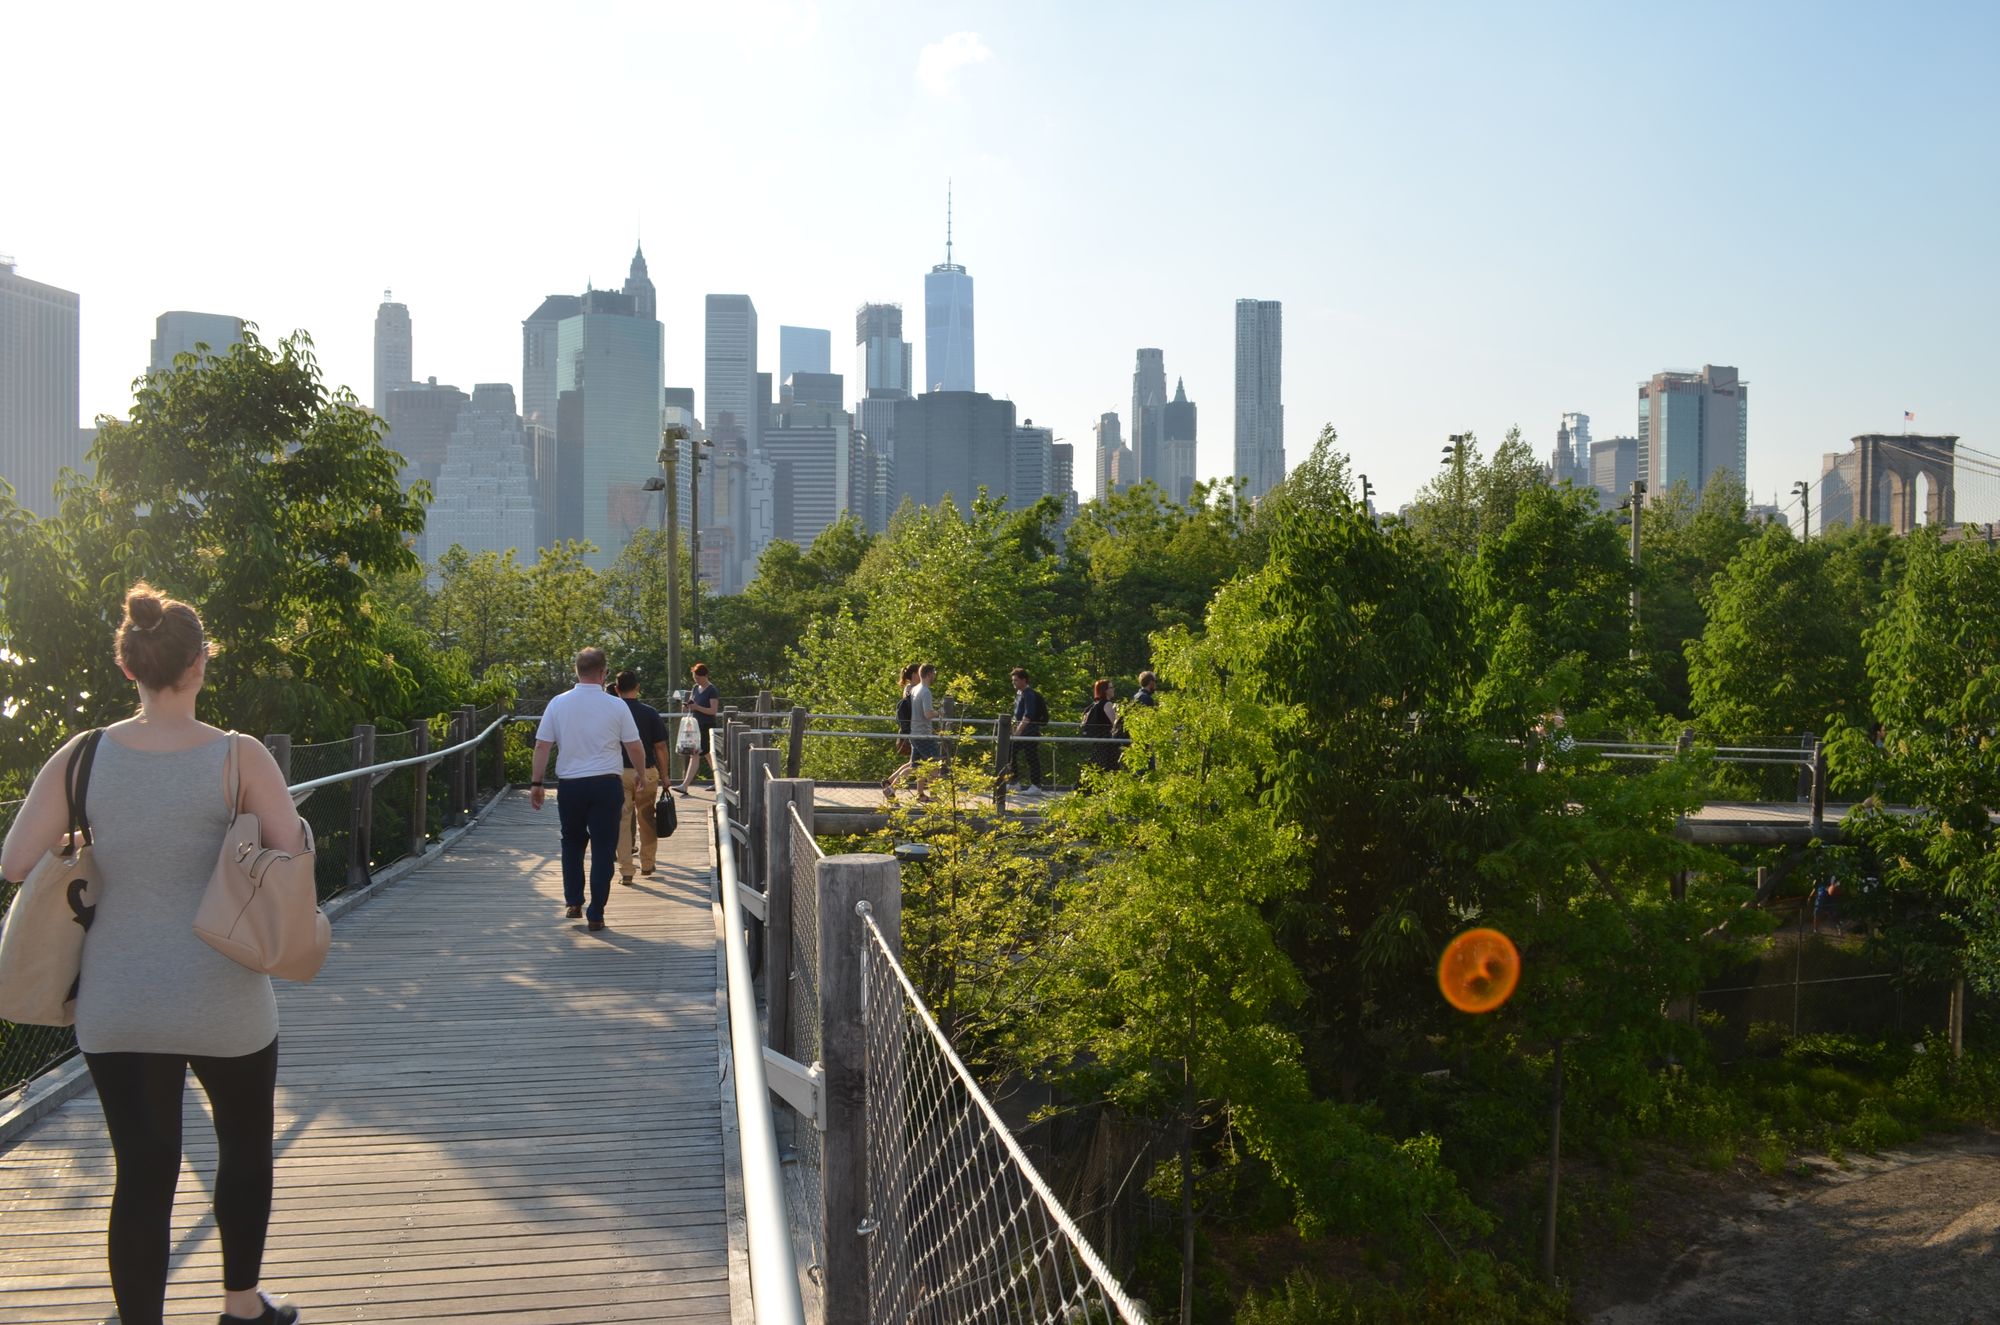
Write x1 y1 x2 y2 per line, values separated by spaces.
0 791 734 1323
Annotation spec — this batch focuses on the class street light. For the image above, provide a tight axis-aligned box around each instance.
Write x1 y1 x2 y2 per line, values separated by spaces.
1792 479 1811 542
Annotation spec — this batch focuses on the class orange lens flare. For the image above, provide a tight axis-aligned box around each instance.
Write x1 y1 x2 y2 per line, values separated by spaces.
1438 928 1521 1014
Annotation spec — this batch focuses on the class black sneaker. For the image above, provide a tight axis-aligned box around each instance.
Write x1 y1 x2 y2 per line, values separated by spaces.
220 1289 300 1324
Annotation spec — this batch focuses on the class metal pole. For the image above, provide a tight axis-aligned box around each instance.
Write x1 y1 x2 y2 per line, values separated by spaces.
347 723 376 892
408 723 431 858
1629 479 1645 644
1542 1039 1564 1283
690 442 703 653
663 428 684 777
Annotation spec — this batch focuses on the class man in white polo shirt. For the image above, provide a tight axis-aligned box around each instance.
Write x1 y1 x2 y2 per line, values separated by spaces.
530 647 644 932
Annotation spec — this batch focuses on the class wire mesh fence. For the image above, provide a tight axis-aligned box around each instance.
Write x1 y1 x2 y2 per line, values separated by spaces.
784 806 827 1319
860 911 1143 1325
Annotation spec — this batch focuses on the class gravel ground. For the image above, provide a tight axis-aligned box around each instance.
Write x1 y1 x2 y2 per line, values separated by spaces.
1592 1132 2000 1325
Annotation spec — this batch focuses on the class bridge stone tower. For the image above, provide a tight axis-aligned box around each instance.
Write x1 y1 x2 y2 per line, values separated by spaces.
1852 434 1957 534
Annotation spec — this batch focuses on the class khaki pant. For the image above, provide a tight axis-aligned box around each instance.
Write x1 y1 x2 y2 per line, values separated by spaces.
617 766 660 878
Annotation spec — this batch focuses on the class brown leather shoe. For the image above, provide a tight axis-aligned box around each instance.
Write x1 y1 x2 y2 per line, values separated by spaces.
564 905 582 919
588 917 606 932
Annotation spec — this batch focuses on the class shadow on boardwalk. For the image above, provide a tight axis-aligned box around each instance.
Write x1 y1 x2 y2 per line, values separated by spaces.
0 791 732 1324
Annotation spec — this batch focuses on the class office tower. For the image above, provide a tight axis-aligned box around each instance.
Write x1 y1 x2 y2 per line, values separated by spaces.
923 192 975 391
1160 378 1198 505
382 377 470 524
522 293 584 432
1130 350 1166 485
553 288 666 568
0 259 82 517
1562 412 1592 462
1093 412 1123 500
1590 437 1638 508
1234 299 1284 500
855 303 913 399
779 326 832 386
705 295 759 456
764 396 856 548
1636 365 1748 501
526 418 557 550
784 372 844 409
426 384 537 578
149 311 242 374
1011 421 1054 506
888 391 1015 511
1549 417 1588 488
1049 442 1079 528
622 244 657 322
373 292 412 413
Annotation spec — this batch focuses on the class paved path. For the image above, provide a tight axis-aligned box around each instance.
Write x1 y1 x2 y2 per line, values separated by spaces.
0 788 734 1324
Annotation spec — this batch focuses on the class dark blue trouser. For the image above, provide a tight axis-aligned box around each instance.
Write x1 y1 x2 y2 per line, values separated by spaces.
557 774 624 920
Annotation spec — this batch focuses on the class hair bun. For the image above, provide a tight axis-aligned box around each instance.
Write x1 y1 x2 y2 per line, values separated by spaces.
124 586 165 629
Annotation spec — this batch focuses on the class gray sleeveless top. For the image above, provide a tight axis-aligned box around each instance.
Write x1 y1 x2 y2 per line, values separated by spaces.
74 732 279 1057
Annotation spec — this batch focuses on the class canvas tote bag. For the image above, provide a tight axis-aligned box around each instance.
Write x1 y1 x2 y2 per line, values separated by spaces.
192 734 331 982
0 731 105 1026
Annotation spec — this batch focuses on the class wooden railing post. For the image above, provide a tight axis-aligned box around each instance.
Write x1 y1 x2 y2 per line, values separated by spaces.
787 705 808 778
745 746 779 892
764 777 814 1057
263 733 292 786
818 851 902 1325
993 715 1012 812
756 689 772 720
348 723 376 892
457 705 477 814
409 723 431 858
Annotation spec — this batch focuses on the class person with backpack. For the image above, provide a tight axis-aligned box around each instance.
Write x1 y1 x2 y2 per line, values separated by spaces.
1080 679 1121 781
1009 667 1050 797
883 662 921 800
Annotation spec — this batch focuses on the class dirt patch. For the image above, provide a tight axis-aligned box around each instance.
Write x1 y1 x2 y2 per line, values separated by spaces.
1581 1130 2000 1324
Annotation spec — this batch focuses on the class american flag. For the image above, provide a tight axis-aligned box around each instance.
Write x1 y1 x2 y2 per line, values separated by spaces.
1904 410 1916 422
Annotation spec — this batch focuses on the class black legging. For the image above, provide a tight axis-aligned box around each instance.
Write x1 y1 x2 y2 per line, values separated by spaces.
83 1038 279 1325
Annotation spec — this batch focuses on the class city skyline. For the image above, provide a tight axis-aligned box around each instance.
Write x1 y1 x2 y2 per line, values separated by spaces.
5 4 1996 515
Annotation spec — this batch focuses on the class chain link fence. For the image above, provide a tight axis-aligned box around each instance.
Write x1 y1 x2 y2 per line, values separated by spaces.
782 806 826 1318
860 910 1143 1325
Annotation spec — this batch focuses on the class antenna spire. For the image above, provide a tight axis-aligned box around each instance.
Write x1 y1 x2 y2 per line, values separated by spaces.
946 180 954 265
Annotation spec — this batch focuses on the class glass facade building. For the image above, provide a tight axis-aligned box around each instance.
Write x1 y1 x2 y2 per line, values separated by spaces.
555 304 665 569
1637 365 1748 502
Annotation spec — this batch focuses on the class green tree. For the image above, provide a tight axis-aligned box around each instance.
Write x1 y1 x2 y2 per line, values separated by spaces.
1831 532 2000 998
517 541 611 697
600 528 688 691
433 545 530 682
0 329 432 769
1687 523 1866 738
707 515 873 694
1635 475 1760 716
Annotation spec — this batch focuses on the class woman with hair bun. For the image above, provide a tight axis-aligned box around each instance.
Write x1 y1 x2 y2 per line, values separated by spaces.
0 583 306 1325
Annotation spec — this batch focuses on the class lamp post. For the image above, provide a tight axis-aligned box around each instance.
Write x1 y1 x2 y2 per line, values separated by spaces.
1439 433 1472 552
1792 479 1811 542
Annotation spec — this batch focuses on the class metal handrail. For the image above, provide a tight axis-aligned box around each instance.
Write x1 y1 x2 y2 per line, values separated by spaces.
284 713 514 796
714 800 808 1324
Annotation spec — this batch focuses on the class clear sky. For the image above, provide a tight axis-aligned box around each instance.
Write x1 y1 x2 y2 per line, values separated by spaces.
7 1 1996 515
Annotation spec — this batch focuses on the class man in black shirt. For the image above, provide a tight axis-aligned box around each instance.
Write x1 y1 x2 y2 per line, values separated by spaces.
1009 667 1050 795
615 670 672 884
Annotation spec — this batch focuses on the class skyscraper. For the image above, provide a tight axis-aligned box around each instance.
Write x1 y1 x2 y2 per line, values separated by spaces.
1130 350 1166 485
924 191 975 391
0 258 81 517
1050 442 1079 529
705 295 760 457
1011 420 1053 506
1233 299 1284 500
888 391 1015 512
522 294 584 432
1590 437 1637 508
855 303 913 399
554 288 665 568
622 244 657 321
779 326 832 386
426 384 538 578
1549 416 1588 488
373 292 412 414
1160 378 1198 505
149 311 242 374
382 376 470 497
1636 365 1748 501
1093 412 1124 500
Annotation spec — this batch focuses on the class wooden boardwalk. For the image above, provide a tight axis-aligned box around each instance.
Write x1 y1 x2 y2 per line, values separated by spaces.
0 790 736 1324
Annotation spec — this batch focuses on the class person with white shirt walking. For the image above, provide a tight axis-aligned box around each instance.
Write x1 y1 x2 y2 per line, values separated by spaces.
529 648 644 932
